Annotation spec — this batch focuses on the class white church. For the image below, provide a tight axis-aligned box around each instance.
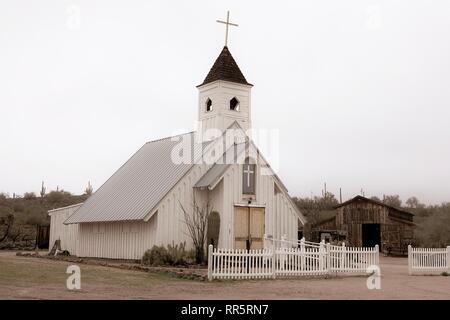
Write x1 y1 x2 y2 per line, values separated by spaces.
49 18 306 260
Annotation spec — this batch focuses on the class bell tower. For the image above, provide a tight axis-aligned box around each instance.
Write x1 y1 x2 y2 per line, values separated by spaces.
197 46 253 141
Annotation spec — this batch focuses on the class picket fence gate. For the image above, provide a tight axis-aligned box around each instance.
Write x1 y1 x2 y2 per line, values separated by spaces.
408 245 450 275
207 236 379 281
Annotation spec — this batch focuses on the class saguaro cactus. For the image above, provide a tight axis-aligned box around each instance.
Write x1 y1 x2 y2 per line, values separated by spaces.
40 181 46 198
85 181 93 196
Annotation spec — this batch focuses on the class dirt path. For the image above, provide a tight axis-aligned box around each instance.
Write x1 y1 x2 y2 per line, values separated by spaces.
0 251 449 299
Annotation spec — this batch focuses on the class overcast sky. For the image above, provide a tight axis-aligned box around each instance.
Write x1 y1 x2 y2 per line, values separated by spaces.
1 0 449 204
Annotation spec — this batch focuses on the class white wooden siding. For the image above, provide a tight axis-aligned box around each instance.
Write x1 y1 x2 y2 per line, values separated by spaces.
49 204 81 255
153 164 211 249
77 213 157 260
72 164 211 259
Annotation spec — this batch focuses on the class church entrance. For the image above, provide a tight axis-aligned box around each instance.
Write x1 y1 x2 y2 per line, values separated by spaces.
234 206 265 250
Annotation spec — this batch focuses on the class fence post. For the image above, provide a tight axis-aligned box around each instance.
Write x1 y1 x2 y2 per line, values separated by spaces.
408 245 412 275
300 237 305 271
447 246 450 273
319 240 325 272
375 244 379 266
272 245 276 279
207 244 213 281
280 234 287 271
326 243 331 274
341 242 345 270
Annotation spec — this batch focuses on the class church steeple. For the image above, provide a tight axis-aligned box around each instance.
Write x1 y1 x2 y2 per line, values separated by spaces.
197 46 253 141
196 12 253 141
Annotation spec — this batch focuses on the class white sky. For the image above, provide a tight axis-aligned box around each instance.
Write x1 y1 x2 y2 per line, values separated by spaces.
1 0 449 204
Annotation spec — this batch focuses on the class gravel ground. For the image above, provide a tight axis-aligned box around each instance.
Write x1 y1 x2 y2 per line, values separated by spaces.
0 251 449 300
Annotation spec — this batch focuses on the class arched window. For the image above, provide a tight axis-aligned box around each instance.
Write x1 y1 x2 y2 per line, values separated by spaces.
206 98 212 112
230 97 240 111
242 158 256 195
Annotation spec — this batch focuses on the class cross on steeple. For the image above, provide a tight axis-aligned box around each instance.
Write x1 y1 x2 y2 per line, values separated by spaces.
216 11 238 47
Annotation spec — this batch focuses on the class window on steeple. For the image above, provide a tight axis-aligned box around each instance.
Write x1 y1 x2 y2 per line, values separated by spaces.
206 98 212 112
230 97 240 111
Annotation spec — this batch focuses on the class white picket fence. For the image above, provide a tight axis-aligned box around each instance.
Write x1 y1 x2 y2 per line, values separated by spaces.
328 244 379 273
408 245 450 275
207 236 379 280
274 245 328 277
269 236 379 274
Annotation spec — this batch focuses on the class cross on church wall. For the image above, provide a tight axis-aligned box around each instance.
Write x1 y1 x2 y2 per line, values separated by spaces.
243 164 254 187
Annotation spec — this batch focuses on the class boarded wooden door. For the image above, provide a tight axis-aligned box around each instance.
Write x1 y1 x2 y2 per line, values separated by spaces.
234 206 265 250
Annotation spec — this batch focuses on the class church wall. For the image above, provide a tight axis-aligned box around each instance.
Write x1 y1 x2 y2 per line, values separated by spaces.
48 204 81 255
55 148 301 258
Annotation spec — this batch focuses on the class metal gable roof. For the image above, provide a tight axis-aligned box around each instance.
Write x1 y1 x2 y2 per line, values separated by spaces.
63 122 307 225
65 132 207 224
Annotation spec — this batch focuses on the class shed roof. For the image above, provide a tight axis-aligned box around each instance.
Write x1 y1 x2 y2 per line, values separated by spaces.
194 142 243 189
194 164 229 189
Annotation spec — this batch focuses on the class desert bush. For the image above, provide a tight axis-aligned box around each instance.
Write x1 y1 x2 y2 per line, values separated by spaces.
46 190 72 204
23 192 36 200
142 245 169 266
142 243 194 266
166 242 191 266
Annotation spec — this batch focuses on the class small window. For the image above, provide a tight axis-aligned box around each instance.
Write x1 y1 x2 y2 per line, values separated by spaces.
206 98 212 112
230 97 240 111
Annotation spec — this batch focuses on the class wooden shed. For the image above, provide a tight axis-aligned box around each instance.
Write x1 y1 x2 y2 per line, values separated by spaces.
312 195 415 255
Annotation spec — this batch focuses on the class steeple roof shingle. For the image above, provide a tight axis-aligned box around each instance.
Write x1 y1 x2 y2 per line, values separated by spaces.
199 46 252 87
